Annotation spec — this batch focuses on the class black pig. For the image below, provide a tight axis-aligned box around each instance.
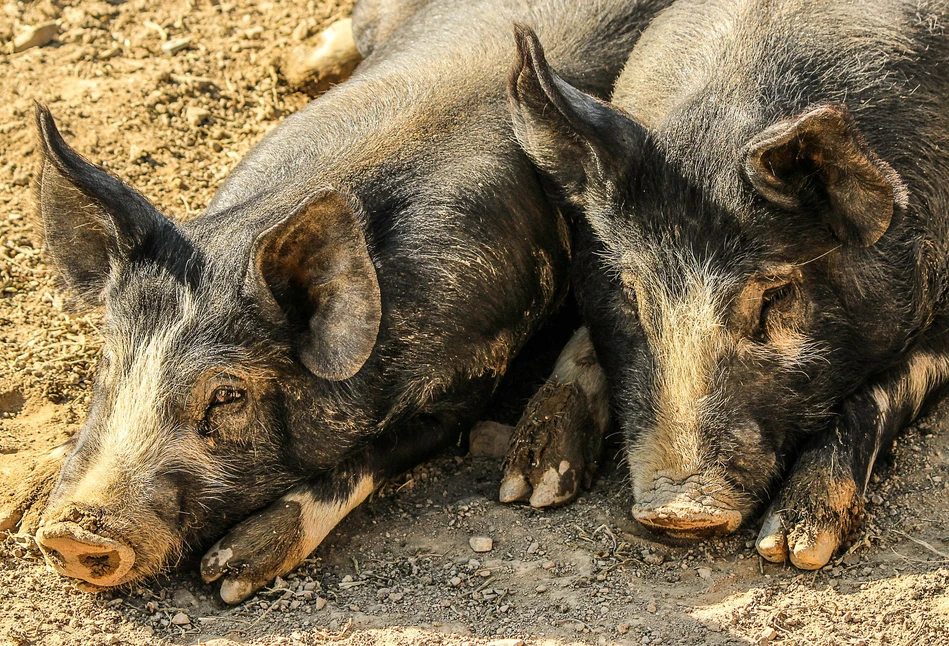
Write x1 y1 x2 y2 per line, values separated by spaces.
0 0 673 603
508 0 949 570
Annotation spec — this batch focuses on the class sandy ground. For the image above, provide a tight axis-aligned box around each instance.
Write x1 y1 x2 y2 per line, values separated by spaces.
1 1 948 645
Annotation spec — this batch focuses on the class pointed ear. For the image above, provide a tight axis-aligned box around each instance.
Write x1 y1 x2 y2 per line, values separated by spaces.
34 103 172 305
744 105 907 247
246 191 381 381
507 24 646 200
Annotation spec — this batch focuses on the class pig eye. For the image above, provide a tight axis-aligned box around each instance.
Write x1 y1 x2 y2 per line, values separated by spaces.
202 387 247 435
759 282 795 332
209 387 245 408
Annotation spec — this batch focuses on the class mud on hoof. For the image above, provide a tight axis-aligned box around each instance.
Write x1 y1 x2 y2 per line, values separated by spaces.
281 17 362 96
201 499 306 604
500 381 605 508
755 458 863 570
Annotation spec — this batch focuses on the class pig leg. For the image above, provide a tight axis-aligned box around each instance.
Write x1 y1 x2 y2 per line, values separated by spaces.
202 393 488 604
200 464 377 604
756 345 949 569
500 327 609 508
0 439 73 538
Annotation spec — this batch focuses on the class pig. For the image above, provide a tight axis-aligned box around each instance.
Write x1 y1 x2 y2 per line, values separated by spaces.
506 0 949 570
0 0 674 603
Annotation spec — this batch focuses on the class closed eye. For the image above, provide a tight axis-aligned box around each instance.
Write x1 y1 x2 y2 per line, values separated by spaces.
202 386 247 435
759 282 794 332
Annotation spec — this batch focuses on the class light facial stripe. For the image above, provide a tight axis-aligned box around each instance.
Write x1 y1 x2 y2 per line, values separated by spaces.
645 260 729 477
72 290 201 504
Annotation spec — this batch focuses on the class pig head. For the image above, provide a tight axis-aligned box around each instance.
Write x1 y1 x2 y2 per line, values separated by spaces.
31 104 381 587
508 26 923 548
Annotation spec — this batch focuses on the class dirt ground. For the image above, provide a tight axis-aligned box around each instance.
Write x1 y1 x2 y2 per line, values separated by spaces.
1 1 948 645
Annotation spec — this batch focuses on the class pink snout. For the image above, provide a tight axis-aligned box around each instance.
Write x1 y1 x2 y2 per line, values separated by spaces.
35 521 135 587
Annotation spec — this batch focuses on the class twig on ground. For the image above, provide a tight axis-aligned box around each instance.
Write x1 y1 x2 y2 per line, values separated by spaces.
555 618 594 632
892 529 949 560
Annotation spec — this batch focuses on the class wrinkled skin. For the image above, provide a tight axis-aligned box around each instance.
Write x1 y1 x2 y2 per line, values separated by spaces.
1 0 673 603
508 0 949 569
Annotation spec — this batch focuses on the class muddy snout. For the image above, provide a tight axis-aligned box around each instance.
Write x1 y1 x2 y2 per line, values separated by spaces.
35 520 135 587
632 475 742 538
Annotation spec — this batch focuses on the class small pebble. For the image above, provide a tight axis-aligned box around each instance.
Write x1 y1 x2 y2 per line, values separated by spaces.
758 627 777 644
646 601 657 614
315 597 327 611
13 22 58 53
187 107 210 127
697 567 712 580
469 536 493 553
162 37 192 55
469 421 514 458
170 612 190 626
172 588 199 608
535 585 547 593
292 21 310 41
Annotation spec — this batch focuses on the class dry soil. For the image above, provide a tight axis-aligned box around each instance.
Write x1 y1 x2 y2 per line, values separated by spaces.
1 1 948 645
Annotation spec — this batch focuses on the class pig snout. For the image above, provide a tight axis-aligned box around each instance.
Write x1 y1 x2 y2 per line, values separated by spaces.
36 517 135 587
632 472 742 538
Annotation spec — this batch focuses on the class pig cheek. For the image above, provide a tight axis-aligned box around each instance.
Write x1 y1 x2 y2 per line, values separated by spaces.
725 423 781 508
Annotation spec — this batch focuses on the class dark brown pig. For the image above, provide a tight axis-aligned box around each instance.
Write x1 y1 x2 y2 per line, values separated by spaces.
0 0 673 603
507 0 949 570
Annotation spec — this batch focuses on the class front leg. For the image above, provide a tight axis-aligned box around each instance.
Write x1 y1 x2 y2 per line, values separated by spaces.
201 467 375 604
501 327 610 508
201 386 489 604
756 345 949 569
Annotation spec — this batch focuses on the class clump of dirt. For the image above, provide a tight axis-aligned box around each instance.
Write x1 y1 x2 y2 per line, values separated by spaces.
1 1 948 645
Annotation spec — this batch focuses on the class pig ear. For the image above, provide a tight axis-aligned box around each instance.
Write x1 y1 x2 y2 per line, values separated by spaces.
34 103 170 305
507 24 646 200
744 106 907 247
247 191 381 381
